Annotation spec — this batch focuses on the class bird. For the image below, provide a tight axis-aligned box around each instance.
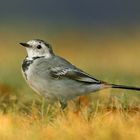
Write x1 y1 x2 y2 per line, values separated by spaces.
20 39 140 108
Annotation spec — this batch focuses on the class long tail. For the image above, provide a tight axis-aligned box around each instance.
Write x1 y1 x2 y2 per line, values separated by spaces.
111 84 140 91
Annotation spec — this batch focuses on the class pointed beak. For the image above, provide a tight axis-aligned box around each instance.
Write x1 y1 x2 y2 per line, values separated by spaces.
19 43 31 48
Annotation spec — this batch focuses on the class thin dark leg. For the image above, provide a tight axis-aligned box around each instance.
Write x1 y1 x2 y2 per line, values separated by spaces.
60 101 67 110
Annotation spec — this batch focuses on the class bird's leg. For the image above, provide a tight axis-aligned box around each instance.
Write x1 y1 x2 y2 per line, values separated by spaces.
60 101 67 110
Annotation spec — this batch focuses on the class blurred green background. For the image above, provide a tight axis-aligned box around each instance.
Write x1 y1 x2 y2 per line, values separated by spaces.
0 0 140 112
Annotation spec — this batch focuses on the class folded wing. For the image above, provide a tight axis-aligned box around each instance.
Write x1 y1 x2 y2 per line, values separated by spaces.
50 67 102 84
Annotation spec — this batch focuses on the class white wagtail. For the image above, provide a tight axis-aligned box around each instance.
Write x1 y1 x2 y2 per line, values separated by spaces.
20 39 140 108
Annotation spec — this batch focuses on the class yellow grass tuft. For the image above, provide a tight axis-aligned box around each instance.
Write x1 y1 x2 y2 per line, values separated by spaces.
0 107 139 140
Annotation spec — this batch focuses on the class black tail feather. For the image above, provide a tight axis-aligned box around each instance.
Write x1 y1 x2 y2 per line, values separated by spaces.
111 84 140 91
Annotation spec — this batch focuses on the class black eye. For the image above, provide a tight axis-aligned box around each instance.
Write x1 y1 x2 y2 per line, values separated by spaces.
37 45 42 49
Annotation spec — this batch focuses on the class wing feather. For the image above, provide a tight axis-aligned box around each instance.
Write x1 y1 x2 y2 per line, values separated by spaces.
50 67 101 84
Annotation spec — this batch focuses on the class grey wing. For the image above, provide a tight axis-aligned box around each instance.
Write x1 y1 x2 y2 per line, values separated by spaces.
50 67 102 84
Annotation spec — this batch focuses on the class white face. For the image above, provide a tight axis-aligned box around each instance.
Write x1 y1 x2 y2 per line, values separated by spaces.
20 39 53 59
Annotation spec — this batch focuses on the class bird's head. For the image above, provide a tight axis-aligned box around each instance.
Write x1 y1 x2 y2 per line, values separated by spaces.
20 39 54 59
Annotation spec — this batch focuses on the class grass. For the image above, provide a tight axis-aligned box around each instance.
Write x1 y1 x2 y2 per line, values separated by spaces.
0 103 140 140
0 30 140 139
